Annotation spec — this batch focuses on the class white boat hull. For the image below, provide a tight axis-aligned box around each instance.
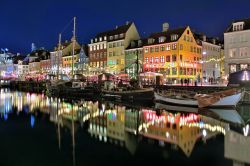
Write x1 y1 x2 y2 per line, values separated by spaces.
154 92 242 108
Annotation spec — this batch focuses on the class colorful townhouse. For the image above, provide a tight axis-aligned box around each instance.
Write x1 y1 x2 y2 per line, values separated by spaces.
50 38 81 76
107 22 140 75
88 31 108 75
89 22 140 75
142 24 202 84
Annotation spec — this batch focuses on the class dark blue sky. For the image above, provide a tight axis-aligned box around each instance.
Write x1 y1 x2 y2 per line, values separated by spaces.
1 0 250 54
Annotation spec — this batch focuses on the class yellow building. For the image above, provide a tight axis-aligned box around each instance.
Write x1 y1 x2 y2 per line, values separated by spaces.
143 25 202 84
106 22 140 74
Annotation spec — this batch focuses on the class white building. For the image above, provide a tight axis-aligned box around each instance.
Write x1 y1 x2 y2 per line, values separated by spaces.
224 18 250 75
17 60 29 80
195 34 223 84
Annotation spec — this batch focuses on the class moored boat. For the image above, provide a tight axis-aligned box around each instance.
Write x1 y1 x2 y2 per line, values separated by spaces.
154 89 243 108
101 87 154 102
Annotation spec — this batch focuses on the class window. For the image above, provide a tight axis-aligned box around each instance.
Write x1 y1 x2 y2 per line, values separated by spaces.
100 44 103 49
150 47 154 53
90 46 92 51
229 48 236 57
109 36 113 40
104 36 107 40
166 56 170 62
104 43 107 49
155 57 159 63
241 64 248 70
166 45 171 51
113 43 116 47
97 45 99 50
145 48 149 53
99 37 102 41
160 56 165 63
94 45 96 50
109 44 112 48
145 57 149 63
159 36 166 43
194 47 196 53
230 64 237 73
120 33 124 38
160 46 165 51
172 67 177 75
190 46 193 52
155 46 159 52
150 57 154 63
172 44 177 50
109 52 113 57
184 35 186 41
171 34 178 41
172 55 177 62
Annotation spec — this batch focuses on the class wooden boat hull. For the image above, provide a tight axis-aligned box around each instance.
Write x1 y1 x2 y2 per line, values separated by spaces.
154 92 242 108
101 88 154 102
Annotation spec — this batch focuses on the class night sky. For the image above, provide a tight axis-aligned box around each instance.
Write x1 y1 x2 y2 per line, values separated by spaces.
1 0 250 55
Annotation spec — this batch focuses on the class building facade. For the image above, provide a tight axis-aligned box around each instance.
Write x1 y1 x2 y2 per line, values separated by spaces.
88 33 108 75
195 34 223 83
143 25 202 84
50 38 81 76
224 18 250 76
107 22 140 74
125 40 144 79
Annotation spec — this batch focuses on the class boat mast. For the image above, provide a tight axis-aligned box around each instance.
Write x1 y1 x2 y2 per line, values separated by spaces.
71 17 76 77
136 49 140 87
57 33 62 80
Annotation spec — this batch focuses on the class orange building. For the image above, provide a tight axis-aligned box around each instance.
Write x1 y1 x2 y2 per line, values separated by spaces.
143 25 202 84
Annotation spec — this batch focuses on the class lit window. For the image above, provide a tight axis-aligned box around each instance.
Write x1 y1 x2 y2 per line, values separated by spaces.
172 44 177 50
230 64 236 73
166 45 171 51
144 48 149 53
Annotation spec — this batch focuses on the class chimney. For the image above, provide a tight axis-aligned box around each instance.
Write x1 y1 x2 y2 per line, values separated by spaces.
162 22 169 32
202 35 206 42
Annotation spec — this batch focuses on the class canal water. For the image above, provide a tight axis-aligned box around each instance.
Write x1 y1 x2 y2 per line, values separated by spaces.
0 89 249 166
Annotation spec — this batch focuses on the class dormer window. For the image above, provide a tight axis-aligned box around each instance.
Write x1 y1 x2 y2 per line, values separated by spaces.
91 39 93 43
233 22 244 31
171 34 178 41
109 36 113 40
159 36 166 43
115 35 118 39
99 37 102 42
148 38 155 44
104 36 107 40
120 33 124 38
95 38 97 42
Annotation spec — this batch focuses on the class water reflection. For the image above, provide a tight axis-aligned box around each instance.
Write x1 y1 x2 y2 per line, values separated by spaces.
0 89 250 166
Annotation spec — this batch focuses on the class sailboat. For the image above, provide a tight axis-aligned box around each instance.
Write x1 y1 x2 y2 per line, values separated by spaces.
101 50 154 102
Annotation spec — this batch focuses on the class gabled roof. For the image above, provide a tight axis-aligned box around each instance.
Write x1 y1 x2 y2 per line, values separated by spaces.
143 27 187 46
126 39 147 50
225 18 250 33
94 22 133 41
193 33 223 46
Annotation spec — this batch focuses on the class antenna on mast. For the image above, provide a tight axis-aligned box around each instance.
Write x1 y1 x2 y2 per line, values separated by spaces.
71 17 76 77
57 33 62 79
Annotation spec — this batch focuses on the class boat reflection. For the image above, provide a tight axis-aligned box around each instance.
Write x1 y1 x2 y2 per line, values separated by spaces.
0 89 249 165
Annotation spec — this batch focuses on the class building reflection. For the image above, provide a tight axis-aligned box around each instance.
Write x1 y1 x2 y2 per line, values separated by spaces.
0 90 241 159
